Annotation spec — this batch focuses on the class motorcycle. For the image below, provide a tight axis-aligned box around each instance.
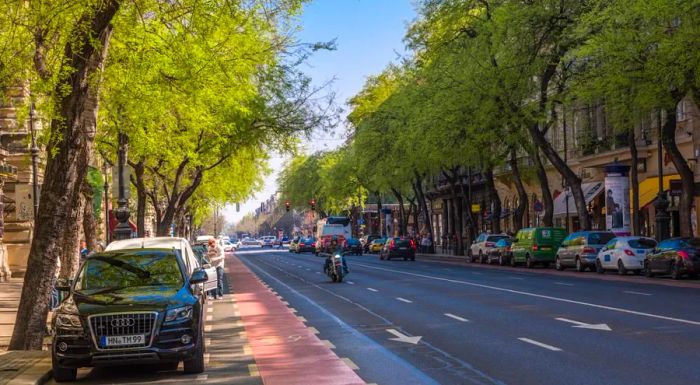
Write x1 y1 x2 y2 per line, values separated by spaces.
325 252 348 283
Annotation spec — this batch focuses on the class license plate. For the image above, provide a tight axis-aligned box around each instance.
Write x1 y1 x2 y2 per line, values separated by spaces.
101 334 145 347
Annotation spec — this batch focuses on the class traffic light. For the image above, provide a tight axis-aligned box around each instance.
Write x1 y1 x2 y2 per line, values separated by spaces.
285 201 290 212
310 199 316 211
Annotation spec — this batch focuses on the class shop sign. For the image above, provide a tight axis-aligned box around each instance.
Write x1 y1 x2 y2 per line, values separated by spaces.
471 204 480 213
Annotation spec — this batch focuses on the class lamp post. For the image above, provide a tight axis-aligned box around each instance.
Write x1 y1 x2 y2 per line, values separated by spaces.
563 105 570 233
114 133 132 240
103 161 110 244
654 112 670 241
29 103 39 219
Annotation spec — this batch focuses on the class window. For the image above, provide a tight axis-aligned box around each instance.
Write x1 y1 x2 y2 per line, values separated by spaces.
75 252 184 291
657 239 677 250
588 232 615 245
677 99 689 122
628 238 657 249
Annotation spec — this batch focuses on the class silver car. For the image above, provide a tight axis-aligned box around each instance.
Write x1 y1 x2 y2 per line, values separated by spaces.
555 231 616 272
596 236 657 275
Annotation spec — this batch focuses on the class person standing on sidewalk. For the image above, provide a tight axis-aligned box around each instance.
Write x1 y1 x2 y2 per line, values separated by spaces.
207 238 225 299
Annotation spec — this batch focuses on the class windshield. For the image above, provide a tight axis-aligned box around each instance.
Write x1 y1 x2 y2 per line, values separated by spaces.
74 252 184 292
628 238 657 249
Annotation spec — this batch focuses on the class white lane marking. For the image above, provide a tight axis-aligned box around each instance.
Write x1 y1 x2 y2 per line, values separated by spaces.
472 272 483 275
306 268 311 271
315 272 321 274
386 329 422 344
322 339 336 349
342 357 360 370
555 317 612 331
353 262 700 327
347 281 355 285
367 287 379 292
196 375 208 381
396 297 413 303
204 325 212 332
444 313 469 322
624 291 652 296
508 277 525 280
518 338 562 351
554 282 574 286
207 307 213 313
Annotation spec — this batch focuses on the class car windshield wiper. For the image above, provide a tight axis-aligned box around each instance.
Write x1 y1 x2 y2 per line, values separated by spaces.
92 256 151 279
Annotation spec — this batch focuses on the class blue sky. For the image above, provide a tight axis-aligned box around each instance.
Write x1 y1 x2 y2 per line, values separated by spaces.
224 0 417 225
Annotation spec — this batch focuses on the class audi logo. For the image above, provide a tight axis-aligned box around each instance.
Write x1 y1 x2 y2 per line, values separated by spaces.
111 318 136 327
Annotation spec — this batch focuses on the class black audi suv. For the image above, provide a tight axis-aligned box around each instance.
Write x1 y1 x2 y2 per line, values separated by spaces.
51 248 208 382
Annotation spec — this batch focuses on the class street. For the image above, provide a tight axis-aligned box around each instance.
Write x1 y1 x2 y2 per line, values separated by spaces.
236 247 700 385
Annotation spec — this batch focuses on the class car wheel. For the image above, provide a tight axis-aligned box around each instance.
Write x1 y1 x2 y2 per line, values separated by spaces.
183 323 206 374
617 260 628 275
52 357 77 382
670 260 682 280
596 259 605 274
644 262 654 278
526 256 533 269
555 257 564 271
575 257 585 272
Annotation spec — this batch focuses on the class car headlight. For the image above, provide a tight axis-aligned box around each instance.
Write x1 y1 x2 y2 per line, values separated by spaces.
165 306 193 323
56 313 82 329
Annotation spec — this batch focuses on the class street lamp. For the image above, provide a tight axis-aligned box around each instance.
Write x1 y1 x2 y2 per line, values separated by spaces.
654 112 670 241
29 102 39 219
114 133 132 240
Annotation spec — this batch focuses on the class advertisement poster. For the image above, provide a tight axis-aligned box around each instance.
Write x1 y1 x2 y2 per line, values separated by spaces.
605 165 631 235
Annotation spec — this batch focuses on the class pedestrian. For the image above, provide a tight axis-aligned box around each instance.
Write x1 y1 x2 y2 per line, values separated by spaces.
207 238 225 299
420 234 429 253
79 240 89 264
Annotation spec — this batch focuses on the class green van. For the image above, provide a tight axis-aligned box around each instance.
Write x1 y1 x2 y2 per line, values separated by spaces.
511 227 567 268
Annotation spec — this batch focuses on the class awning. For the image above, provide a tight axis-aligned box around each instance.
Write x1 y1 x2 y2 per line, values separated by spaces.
635 174 679 208
553 181 605 216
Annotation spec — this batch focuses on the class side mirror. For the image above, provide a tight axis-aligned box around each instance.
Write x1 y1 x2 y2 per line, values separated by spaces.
55 278 73 292
190 269 208 285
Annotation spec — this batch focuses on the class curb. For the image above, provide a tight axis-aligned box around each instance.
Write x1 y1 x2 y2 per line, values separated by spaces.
6 356 52 385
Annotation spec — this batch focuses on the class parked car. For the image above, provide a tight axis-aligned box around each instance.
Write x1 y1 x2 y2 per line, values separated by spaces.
344 238 363 255
106 237 217 295
242 237 258 246
360 235 381 252
51 248 208 382
470 233 510 263
281 237 291 245
596 236 656 275
555 231 615 272
259 236 276 248
487 238 512 265
368 238 387 253
511 227 567 268
644 237 700 279
190 243 218 295
223 241 235 253
295 237 317 253
380 238 416 261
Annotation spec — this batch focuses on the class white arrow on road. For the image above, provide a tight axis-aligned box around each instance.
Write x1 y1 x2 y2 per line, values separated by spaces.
386 329 422 344
555 317 612 331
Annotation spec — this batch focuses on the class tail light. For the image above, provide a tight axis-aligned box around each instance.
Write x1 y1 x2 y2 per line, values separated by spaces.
506 246 511 252
485 242 495 247
300 243 305 246
532 244 538 251
624 249 635 256
583 247 596 254
678 251 690 260
409 240 417 250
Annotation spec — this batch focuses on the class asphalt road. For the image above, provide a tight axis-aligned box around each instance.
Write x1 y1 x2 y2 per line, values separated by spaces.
237 247 700 385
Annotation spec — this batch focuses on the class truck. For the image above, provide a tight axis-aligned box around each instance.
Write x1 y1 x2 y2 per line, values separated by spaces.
315 216 352 254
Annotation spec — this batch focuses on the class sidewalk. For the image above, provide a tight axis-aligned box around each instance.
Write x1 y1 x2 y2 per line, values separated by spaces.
415 252 700 288
0 280 52 385
226 253 366 385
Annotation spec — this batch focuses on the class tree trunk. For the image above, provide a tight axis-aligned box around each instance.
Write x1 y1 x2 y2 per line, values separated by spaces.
391 188 406 236
58 192 85 280
444 169 464 256
510 147 529 231
409 199 419 236
10 2 118 350
532 147 554 227
527 123 589 229
484 168 502 234
460 171 477 246
413 171 434 253
376 192 383 237
662 107 694 237
82 182 98 252
629 129 641 235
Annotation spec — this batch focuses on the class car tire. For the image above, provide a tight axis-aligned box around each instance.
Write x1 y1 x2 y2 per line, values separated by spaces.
617 260 627 275
645 262 654 278
555 257 564 271
596 259 605 274
670 260 682 280
575 257 585 272
184 323 206 374
52 357 77 382
526 256 533 269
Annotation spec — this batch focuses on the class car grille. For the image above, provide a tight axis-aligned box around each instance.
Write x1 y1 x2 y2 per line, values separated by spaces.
88 312 158 350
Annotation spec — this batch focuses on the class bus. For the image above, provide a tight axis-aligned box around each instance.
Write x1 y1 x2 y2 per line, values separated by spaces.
315 216 352 253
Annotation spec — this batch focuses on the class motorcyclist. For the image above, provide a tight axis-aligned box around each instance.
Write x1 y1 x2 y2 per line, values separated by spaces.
323 236 349 275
